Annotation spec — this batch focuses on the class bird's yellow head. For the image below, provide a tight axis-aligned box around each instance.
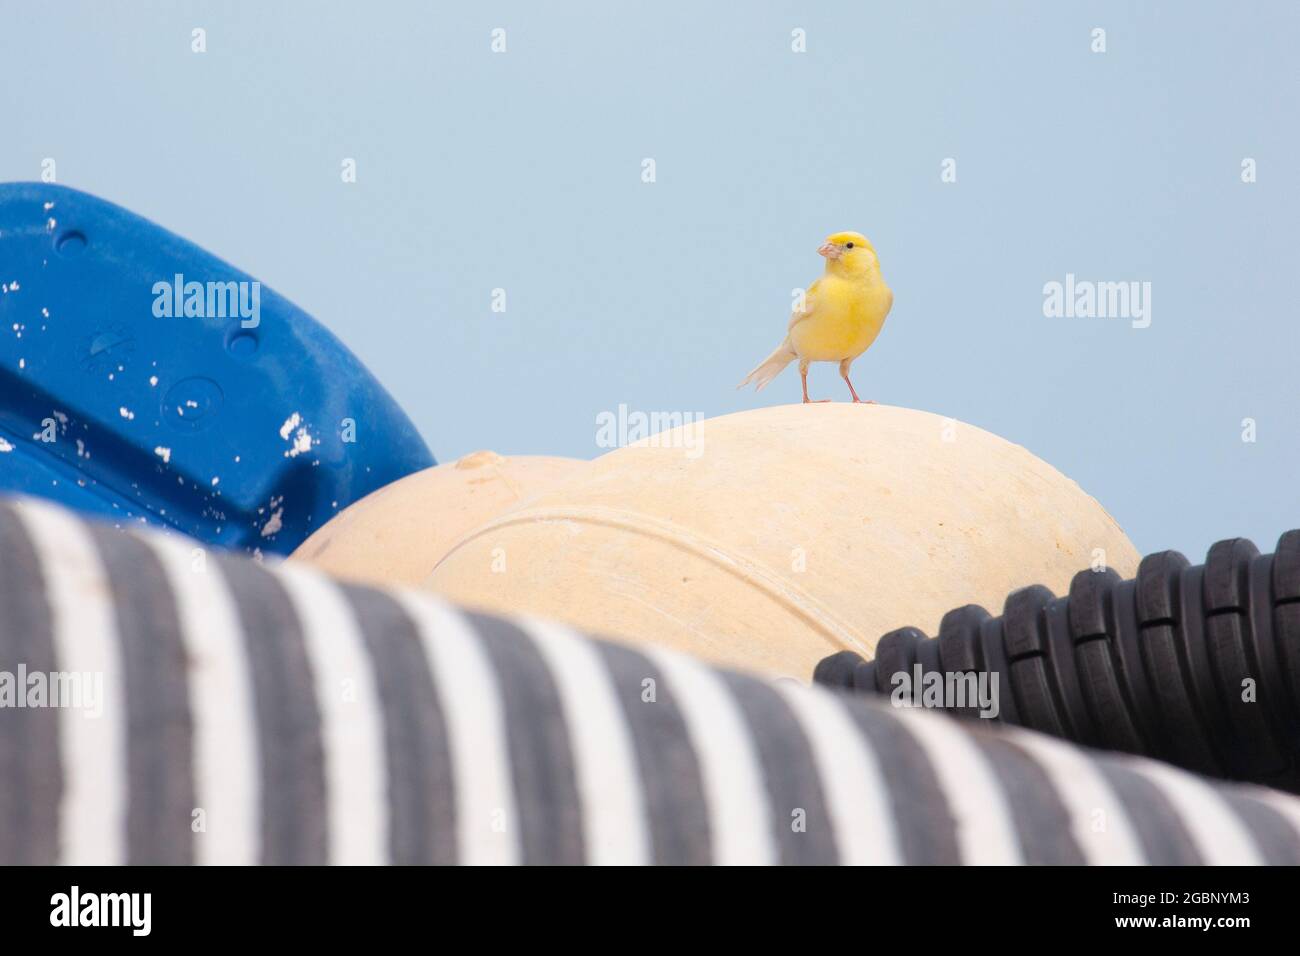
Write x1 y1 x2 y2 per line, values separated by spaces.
818 231 879 278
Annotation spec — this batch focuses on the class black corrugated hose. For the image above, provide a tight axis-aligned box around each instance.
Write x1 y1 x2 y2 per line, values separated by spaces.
814 531 1300 792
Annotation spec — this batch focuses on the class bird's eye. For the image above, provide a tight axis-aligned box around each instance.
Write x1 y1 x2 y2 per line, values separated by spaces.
846 242 854 249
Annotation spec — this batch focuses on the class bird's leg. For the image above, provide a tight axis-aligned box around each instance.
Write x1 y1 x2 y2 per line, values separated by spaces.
840 359 874 404
800 362 830 404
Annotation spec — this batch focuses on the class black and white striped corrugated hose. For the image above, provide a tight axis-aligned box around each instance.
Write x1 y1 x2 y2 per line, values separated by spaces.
3 495 1300 865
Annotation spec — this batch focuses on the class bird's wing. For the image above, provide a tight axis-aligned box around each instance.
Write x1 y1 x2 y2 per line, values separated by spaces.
787 277 822 332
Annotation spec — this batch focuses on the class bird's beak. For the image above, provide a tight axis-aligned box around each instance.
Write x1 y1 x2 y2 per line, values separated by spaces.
818 242 841 260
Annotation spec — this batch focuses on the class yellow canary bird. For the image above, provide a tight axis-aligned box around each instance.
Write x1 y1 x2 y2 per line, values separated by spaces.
738 231 893 403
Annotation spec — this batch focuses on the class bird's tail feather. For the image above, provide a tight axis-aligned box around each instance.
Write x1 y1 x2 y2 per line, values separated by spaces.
737 339 796 392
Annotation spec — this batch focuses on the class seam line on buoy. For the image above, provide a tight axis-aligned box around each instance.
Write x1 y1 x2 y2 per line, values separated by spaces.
432 505 874 657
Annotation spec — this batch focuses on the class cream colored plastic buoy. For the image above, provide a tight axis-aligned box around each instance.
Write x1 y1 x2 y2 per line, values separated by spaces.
423 405 1139 679
290 451 585 587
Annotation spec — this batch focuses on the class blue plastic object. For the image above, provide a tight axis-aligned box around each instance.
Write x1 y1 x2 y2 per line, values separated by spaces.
0 182 434 555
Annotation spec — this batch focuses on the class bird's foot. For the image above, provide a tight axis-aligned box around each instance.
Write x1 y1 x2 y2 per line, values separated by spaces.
851 398 877 405
803 398 833 404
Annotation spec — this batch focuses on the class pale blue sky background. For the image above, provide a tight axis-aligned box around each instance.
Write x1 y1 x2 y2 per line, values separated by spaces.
3 1 1297 560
